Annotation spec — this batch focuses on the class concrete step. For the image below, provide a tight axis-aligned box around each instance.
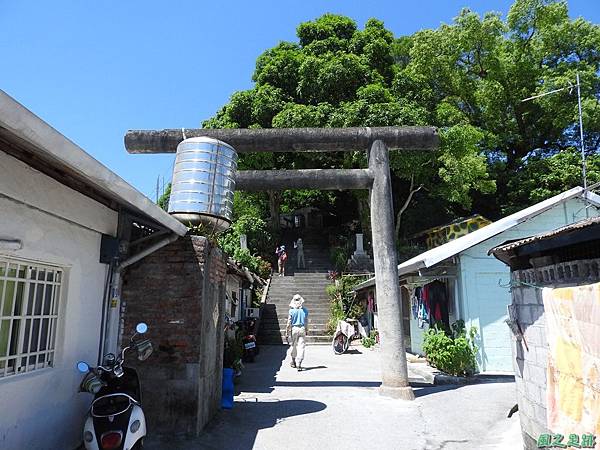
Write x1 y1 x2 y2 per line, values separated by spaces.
259 332 332 345
264 299 330 305
269 284 331 289
268 288 331 293
260 262 335 343
262 304 330 310
262 313 330 320
261 322 330 329
268 284 331 289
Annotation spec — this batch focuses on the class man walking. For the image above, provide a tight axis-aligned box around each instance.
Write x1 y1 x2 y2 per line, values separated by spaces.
286 294 308 371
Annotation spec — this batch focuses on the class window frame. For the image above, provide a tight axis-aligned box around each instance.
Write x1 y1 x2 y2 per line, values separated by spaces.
0 257 64 379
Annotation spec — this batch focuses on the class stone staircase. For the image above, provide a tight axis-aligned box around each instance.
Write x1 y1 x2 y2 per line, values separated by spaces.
259 232 333 344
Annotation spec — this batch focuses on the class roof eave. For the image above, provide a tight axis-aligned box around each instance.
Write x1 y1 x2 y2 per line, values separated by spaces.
0 90 187 236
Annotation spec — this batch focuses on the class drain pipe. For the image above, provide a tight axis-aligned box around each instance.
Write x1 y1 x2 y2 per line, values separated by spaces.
118 233 179 271
102 233 180 356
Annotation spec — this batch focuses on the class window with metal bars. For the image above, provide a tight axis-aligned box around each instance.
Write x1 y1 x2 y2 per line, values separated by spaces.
0 258 63 378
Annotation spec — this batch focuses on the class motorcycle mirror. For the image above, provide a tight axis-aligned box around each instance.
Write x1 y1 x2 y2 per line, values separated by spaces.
77 361 90 373
136 323 148 334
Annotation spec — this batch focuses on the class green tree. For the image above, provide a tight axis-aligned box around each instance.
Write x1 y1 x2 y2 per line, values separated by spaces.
506 149 600 213
203 2 600 239
157 183 171 211
216 191 274 278
400 0 599 211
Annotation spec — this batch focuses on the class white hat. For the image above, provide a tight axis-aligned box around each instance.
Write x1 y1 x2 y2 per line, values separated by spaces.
289 294 305 308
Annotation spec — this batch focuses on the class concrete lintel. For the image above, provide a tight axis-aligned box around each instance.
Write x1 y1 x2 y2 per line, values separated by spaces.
236 169 373 191
124 126 439 154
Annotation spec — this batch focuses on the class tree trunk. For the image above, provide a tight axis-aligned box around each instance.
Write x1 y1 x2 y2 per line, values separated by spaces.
395 175 423 240
268 191 281 230
355 193 371 235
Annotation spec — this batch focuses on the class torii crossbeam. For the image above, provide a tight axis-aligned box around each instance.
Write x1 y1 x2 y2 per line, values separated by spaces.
125 126 440 400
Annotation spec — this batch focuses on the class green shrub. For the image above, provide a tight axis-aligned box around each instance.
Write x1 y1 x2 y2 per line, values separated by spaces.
422 320 478 377
361 330 378 348
223 334 243 370
330 246 349 272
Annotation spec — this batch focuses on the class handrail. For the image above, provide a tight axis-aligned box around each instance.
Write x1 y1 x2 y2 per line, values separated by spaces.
261 275 272 304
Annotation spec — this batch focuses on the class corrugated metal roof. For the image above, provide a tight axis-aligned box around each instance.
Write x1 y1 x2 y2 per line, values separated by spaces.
490 215 600 255
354 187 600 291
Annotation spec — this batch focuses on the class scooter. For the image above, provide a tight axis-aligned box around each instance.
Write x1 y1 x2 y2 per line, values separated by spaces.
238 317 258 363
77 323 153 450
332 318 368 355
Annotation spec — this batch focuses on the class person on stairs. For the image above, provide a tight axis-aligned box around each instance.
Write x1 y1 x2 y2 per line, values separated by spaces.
286 294 309 371
294 238 305 269
275 245 287 276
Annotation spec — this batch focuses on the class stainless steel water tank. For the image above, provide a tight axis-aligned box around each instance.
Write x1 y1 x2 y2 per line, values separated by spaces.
168 137 238 231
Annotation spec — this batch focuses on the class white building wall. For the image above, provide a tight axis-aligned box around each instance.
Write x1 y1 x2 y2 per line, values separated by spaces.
460 197 600 373
0 151 118 450
226 275 242 321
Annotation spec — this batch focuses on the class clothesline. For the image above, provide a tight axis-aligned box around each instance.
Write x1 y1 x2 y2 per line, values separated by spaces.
403 276 453 290
498 278 546 290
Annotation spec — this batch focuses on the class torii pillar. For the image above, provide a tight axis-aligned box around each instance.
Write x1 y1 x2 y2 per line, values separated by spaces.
125 126 439 400
369 140 413 399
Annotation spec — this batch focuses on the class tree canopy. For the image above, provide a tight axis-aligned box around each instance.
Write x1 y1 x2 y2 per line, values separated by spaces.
203 0 600 241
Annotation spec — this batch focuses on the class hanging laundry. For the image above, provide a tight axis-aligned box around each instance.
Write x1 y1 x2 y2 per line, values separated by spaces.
411 287 420 320
427 280 449 329
416 286 429 328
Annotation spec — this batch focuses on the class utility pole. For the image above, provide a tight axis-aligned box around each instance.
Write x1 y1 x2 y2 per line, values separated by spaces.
156 176 159 203
576 73 587 197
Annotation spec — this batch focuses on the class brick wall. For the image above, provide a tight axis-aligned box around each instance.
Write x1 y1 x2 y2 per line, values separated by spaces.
121 235 226 437
510 284 547 450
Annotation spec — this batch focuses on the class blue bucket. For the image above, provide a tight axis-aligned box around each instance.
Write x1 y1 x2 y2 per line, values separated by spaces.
221 368 234 409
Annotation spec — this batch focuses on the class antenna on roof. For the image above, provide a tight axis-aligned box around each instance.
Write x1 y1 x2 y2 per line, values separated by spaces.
522 73 588 218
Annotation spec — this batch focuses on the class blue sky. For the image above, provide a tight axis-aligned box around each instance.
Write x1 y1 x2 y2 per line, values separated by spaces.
1 0 598 201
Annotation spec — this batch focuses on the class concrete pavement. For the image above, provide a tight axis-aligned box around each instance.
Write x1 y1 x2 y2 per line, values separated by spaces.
146 344 523 450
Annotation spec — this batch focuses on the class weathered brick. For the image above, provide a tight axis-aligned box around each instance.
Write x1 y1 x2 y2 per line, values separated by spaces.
522 288 539 305
533 404 548 427
120 235 227 436
524 381 541 405
528 364 547 384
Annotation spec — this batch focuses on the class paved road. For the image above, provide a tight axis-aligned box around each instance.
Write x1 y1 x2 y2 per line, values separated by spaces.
146 344 523 450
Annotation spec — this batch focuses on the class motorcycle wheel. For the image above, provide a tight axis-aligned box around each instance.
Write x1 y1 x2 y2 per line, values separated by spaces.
332 334 348 355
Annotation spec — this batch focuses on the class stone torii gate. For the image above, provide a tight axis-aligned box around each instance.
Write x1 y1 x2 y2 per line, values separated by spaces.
125 126 439 400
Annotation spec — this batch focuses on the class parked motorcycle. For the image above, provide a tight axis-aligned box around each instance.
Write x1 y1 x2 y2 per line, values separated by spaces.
238 317 258 363
332 319 368 355
77 323 153 450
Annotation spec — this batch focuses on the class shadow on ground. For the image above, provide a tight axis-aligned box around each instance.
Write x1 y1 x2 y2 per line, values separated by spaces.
144 400 327 450
235 345 288 394
147 399 327 450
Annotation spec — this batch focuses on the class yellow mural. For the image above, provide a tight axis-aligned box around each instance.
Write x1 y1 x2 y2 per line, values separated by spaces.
419 215 491 250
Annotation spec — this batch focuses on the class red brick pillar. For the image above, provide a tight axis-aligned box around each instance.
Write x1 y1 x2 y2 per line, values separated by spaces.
121 235 226 436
